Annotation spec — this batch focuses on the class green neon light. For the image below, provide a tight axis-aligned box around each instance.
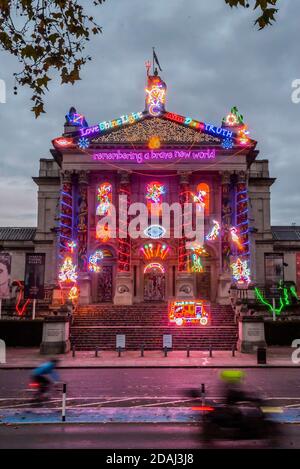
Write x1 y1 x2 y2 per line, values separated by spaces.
254 287 288 316
290 286 299 300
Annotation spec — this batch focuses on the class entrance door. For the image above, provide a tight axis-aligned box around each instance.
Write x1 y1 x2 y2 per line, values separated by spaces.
196 266 211 300
144 267 165 302
97 265 113 302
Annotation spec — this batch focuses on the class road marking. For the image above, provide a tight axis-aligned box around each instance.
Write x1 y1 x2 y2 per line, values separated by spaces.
132 398 200 408
72 397 141 408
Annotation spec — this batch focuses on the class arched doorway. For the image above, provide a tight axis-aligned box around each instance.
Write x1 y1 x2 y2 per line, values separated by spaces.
90 247 116 303
144 262 166 302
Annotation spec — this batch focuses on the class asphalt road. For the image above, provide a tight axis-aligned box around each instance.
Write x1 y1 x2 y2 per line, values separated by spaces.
0 423 298 449
1 368 300 408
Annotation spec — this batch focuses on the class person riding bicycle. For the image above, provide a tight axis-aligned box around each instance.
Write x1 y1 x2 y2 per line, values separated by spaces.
31 358 60 395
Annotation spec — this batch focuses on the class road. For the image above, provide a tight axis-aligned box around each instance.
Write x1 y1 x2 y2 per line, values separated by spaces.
1 368 300 448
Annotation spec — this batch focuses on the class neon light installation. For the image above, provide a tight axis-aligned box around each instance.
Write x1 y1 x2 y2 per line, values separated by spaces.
59 257 78 283
80 112 144 138
54 138 74 147
148 136 161 149
78 137 90 150
146 76 166 116
191 253 204 273
146 181 166 204
206 220 220 241
66 109 87 127
96 182 112 216
144 262 165 274
69 286 79 302
192 190 206 208
15 280 31 316
223 107 244 127
93 149 216 163
144 225 166 239
140 243 170 260
196 183 209 215
230 226 243 250
222 138 234 150
169 300 210 326
67 241 77 253
238 125 250 145
88 250 104 272
231 258 251 285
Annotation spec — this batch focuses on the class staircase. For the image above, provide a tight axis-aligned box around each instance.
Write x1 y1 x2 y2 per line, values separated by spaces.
71 303 238 350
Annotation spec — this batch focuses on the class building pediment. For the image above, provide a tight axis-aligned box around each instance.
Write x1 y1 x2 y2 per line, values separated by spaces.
90 116 221 146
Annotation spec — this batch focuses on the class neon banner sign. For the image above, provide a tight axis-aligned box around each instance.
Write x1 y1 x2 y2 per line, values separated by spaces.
80 112 144 137
92 149 216 164
163 112 233 139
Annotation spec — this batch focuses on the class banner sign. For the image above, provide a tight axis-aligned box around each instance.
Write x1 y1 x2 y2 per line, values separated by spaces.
24 253 46 300
92 149 216 164
0 252 11 299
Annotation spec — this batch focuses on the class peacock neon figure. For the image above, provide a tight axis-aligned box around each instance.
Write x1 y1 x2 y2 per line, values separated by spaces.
206 220 221 241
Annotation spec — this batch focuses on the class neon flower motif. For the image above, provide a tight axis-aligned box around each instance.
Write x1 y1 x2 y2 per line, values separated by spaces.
78 137 90 149
206 220 221 241
88 250 104 272
59 257 78 283
144 225 166 239
192 190 207 208
96 182 112 216
146 182 166 204
140 243 170 260
230 227 243 250
231 258 251 285
148 136 161 149
67 241 77 253
223 107 244 127
222 138 234 150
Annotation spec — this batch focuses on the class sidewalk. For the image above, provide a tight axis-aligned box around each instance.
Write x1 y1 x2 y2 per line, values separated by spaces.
1 346 299 368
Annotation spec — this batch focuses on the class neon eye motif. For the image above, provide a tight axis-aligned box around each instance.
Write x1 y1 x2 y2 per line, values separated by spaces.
144 225 166 239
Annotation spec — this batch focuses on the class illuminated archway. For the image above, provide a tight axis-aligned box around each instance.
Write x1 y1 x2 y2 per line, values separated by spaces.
144 262 165 274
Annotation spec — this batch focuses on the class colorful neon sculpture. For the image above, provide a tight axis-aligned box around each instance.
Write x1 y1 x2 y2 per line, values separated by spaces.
88 250 104 272
230 227 243 250
206 220 221 241
144 262 165 274
192 190 207 209
66 111 87 127
238 125 250 145
146 182 165 204
96 182 112 216
140 243 170 260
15 280 31 316
54 138 74 147
144 225 166 239
145 77 166 117
67 241 77 253
59 257 78 283
222 138 234 150
255 282 299 316
169 300 210 326
191 253 204 273
68 286 79 302
231 258 251 285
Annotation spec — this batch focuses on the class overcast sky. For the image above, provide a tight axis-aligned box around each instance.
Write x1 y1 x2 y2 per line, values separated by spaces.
0 0 299 227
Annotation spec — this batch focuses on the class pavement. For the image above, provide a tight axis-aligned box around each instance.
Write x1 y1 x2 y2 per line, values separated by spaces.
0 346 299 368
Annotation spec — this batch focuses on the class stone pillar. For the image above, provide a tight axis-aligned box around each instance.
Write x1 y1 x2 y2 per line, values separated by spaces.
217 171 233 304
176 172 194 299
40 317 71 354
236 170 250 259
114 171 132 305
237 316 266 353
77 170 91 305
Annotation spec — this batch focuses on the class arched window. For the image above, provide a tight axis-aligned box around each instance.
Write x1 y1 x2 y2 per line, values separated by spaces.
96 182 112 216
196 183 210 215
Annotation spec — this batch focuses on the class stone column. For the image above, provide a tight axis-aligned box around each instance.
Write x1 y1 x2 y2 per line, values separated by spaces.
176 172 194 299
114 171 132 305
59 170 73 261
236 170 250 258
77 170 91 305
217 171 233 304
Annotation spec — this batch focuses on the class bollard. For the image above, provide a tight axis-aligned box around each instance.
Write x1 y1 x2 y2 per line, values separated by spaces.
164 346 168 357
62 383 67 422
232 344 236 357
141 345 144 357
72 345 76 358
95 346 99 358
209 345 212 358
118 346 121 357
187 345 190 358
257 347 266 365
201 383 206 407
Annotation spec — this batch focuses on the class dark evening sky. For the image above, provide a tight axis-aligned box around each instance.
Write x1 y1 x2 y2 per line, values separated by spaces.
0 0 299 226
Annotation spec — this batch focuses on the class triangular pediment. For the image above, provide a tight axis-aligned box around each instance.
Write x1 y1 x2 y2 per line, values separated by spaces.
91 116 221 145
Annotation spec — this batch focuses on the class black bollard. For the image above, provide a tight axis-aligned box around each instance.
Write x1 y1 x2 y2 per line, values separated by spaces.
232 344 236 357
72 345 76 357
201 383 206 407
62 383 67 422
209 345 212 358
95 346 99 358
141 345 144 357
164 346 168 357
118 346 121 357
187 345 190 358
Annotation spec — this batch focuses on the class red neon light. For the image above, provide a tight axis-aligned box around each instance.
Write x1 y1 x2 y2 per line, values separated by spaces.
15 281 31 316
192 406 215 412
54 138 74 147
